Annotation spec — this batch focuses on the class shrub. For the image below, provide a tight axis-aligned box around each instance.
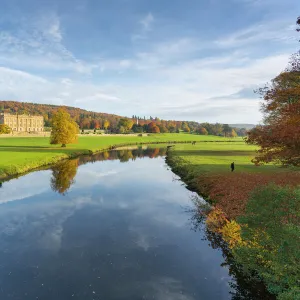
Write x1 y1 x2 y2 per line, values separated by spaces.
234 184 300 297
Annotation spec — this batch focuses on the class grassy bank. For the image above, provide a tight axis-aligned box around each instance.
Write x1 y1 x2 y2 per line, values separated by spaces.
0 133 238 180
167 143 300 299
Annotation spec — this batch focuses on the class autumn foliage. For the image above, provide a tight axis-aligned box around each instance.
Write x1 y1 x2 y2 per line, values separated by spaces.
246 29 300 166
197 172 300 219
0 124 11 134
50 109 79 147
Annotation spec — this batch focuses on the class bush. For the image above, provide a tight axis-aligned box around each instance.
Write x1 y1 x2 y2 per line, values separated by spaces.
0 124 11 134
234 184 300 297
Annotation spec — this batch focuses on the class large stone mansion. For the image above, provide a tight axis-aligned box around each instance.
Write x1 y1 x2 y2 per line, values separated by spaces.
0 113 44 132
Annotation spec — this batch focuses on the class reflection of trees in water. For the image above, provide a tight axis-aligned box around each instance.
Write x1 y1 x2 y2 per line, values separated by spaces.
187 201 275 300
78 147 167 165
51 148 167 194
51 159 79 195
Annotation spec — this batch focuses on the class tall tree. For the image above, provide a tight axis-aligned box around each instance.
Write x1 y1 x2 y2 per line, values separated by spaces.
103 120 110 130
223 124 232 137
246 20 300 166
230 129 238 138
50 108 79 147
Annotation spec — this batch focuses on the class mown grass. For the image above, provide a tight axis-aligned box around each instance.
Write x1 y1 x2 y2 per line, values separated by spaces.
0 133 240 179
166 142 299 216
169 142 281 174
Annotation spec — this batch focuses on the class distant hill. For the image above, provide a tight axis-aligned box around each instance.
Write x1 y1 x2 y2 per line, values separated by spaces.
0 100 185 130
0 100 250 136
229 124 256 130
0 100 123 128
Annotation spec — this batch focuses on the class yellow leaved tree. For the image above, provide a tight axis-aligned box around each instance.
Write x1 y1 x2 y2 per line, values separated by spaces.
50 108 79 147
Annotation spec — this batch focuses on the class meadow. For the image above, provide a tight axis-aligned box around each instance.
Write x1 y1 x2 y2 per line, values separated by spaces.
0 133 238 179
167 142 299 218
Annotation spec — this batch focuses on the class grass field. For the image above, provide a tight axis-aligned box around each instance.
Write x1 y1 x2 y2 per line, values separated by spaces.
0 133 240 179
167 142 300 219
169 142 281 174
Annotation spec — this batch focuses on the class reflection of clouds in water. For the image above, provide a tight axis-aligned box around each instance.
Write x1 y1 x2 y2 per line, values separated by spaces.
148 277 195 300
129 226 151 251
0 155 199 259
73 168 119 189
0 170 51 204
74 157 171 189
0 194 95 254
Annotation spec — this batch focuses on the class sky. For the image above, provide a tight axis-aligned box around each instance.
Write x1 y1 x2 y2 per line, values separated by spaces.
0 0 299 123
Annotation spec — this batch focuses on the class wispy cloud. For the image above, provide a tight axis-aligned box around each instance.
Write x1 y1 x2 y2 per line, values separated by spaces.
131 12 155 41
0 12 94 74
41 13 63 42
216 19 298 48
140 12 154 31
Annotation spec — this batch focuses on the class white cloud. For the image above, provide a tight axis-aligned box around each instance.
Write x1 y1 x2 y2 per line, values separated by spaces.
119 59 132 68
216 19 298 48
140 12 154 30
45 14 63 41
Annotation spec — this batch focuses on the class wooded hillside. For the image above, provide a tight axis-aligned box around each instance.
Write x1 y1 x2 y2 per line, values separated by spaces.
0 101 247 136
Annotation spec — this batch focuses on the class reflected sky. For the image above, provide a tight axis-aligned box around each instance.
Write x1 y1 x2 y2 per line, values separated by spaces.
0 149 233 300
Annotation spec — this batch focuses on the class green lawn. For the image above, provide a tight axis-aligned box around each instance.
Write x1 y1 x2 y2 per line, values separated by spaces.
0 134 241 179
169 142 286 175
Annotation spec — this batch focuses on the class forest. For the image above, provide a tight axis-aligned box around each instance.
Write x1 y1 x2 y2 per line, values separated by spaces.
0 100 247 137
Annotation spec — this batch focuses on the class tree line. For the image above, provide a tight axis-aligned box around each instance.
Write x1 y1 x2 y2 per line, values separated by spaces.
0 101 246 137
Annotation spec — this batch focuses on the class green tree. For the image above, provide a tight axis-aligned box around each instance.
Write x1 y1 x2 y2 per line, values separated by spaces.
223 124 232 137
118 118 133 132
181 122 190 132
158 125 169 133
118 126 126 134
0 124 11 134
50 108 79 147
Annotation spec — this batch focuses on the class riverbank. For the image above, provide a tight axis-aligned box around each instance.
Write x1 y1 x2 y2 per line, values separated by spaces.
166 143 300 299
0 134 238 180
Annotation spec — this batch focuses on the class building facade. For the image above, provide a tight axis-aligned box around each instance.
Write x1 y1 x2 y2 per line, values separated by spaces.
0 113 44 132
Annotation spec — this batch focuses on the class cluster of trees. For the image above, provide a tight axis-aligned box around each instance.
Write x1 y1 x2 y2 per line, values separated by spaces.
0 101 247 137
117 118 243 136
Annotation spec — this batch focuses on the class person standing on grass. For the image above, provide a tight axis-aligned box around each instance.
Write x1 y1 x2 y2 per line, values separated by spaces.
231 162 235 172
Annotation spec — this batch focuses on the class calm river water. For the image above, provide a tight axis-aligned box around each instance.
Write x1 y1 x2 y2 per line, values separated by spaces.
0 148 272 300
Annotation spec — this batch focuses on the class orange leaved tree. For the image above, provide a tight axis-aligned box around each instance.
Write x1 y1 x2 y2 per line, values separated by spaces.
246 56 300 166
246 17 300 166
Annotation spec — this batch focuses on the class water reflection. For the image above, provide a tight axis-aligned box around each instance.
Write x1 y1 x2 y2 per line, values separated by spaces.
0 147 273 300
50 147 167 195
51 159 79 195
78 147 167 165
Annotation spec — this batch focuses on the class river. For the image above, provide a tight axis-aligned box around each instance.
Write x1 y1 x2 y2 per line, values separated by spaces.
0 148 273 300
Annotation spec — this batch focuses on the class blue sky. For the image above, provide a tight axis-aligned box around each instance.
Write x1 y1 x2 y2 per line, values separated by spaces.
0 0 299 123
